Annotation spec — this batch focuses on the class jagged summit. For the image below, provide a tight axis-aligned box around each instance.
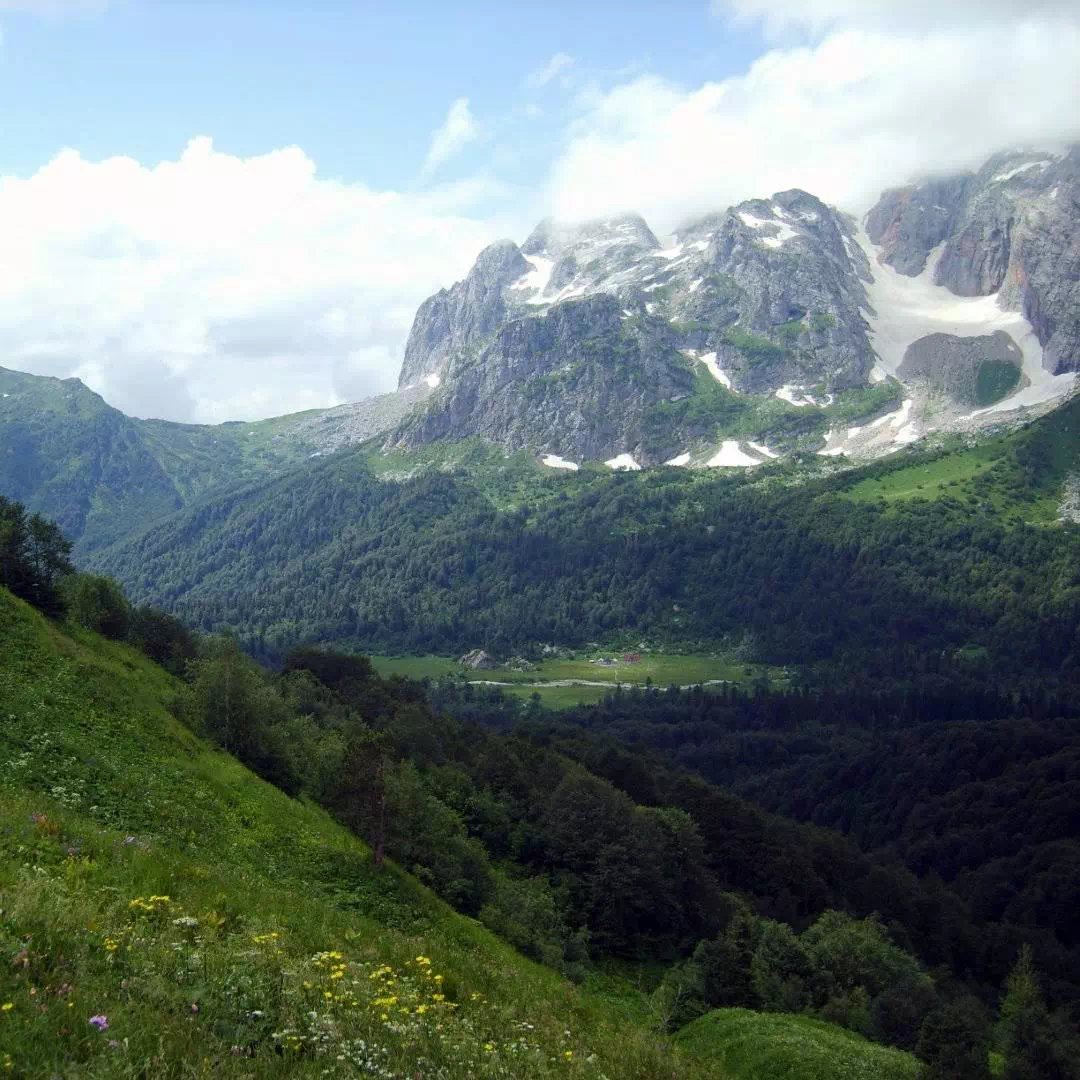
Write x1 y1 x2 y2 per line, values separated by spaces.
387 147 1079 468
522 212 660 257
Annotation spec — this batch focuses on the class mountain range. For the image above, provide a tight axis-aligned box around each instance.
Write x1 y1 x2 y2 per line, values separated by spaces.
2 143 1079 659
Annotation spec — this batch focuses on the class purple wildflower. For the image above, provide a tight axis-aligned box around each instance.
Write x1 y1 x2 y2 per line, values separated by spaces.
88 1014 109 1031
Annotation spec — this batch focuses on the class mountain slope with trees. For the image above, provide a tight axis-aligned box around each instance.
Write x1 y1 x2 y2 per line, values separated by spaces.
85 395 1080 686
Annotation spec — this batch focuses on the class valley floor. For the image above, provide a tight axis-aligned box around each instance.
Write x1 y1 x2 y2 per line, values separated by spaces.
369 651 785 707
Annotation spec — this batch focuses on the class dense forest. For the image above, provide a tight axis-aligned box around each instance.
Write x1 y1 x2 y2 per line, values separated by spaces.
5 494 1080 1078
88 396 1080 688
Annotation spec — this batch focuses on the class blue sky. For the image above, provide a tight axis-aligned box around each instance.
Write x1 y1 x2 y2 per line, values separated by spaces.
0 1 761 194
0 0 1077 422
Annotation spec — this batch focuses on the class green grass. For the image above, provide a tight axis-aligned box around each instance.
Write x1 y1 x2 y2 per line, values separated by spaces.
841 395 1080 524
0 588 710 1078
370 651 784 708
674 1009 919 1080
845 439 1001 503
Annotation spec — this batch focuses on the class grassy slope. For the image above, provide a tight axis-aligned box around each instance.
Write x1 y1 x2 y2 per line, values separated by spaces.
0 589 709 1079
843 395 1080 520
674 1009 918 1080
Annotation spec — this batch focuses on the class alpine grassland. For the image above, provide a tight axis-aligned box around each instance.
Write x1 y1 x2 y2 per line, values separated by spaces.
0 588 710 1078
674 1009 919 1080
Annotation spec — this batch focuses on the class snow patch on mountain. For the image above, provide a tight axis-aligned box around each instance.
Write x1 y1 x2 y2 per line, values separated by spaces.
541 453 578 470
856 226 1075 416
991 159 1051 184
748 441 779 459
511 255 556 304
685 349 734 390
605 453 641 471
776 385 831 407
707 440 761 467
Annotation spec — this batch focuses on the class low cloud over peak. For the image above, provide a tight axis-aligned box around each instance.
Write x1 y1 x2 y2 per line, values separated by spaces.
547 8 1080 230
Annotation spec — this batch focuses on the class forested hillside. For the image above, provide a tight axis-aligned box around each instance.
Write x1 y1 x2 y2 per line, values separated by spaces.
0 365 317 554
90 396 1080 684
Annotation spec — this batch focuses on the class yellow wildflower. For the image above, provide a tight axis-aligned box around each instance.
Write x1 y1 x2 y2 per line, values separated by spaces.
483 1042 495 1053
1 1004 13 1012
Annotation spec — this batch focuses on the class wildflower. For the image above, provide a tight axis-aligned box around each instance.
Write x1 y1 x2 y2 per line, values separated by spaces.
564 1050 573 1060
88 1014 109 1031
173 916 199 930
414 956 431 966
0 1003 12 1012
432 994 445 1002
103 937 119 952
415 1005 428 1014
484 1042 495 1053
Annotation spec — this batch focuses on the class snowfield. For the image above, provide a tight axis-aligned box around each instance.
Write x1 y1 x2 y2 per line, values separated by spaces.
855 227 1074 414
511 255 556 304
707 440 761 467
541 453 578 470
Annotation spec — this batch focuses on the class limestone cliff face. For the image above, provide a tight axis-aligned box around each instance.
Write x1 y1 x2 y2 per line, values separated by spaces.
391 194 876 462
867 147 1080 374
397 240 530 390
390 294 694 462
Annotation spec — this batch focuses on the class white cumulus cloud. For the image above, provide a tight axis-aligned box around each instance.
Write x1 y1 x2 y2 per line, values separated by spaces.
716 0 1080 35
0 137 507 422
548 9 1080 230
421 97 480 177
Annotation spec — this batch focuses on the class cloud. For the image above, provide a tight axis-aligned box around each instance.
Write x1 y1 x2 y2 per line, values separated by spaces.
525 52 575 90
716 0 1080 35
0 137 508 422
548 9 1080 230
421 97 480 177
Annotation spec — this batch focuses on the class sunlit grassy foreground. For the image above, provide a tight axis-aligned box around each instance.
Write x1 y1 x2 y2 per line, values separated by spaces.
0 589 708 1078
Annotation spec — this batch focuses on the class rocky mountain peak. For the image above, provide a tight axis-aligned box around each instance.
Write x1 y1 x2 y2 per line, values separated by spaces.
389 148 1078 469
522 213 659 258
396 238 529 389
865 142 1080 374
